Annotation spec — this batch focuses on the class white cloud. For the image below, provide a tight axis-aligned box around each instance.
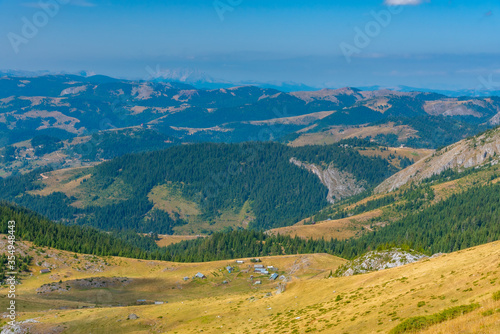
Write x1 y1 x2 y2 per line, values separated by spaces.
384 0 427 5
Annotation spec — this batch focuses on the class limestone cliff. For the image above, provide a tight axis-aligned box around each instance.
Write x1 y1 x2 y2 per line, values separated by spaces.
290 158 365 203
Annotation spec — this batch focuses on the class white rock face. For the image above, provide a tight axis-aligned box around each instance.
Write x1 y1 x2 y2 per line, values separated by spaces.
290 158 365 203
0 319 39 334
131 83 156 100
335 249 427 277
60 85 87 96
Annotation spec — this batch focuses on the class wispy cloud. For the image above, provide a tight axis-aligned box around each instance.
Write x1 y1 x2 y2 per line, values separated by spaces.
384 0 428 5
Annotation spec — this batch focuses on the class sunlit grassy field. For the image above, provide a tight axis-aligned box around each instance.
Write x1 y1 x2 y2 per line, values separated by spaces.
1 238 499 333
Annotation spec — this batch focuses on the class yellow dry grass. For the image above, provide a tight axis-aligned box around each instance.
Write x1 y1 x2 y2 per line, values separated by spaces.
147 183 200 219
2 240 499 333
155 234 201 247
418 298 500 334
289 123 418 147
248 110 336 126
358 147 433 163
267 210 382 240
28 167 92 199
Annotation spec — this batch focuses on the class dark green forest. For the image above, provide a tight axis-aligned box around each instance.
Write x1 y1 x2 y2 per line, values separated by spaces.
337 183 500 258
0 202 153 259
160 182 500 261
0 142 395 232
67 128 179 160
1 176 500 263
369 116 486 149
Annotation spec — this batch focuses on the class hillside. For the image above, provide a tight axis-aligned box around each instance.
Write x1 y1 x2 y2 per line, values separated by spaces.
0 142 397 234
289 115 490 149
268 167 500 258
0 127 179 178
376 126 500 193
271 126 500 244
2 75 500 177
1 237 498 333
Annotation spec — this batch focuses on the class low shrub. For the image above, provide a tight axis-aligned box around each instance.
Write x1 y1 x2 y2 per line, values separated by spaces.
389 303 480 334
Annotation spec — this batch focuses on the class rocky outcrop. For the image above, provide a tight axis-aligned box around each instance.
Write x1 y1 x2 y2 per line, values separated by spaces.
334 249 427 277
0 319 42 334
423 100 483 117
489 111 500 126
290 158 365 203
375 127 500 193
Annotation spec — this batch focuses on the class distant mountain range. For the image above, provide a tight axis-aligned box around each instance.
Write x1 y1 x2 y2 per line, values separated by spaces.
3 69 498 96
1 73 500 166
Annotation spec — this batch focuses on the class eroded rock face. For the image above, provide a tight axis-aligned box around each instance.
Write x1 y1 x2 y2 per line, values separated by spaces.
423 99 484 117
375 127 500 193
290 158 365 203
335 249 427 277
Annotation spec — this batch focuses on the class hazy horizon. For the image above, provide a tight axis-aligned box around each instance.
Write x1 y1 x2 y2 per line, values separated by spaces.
1 0 499 90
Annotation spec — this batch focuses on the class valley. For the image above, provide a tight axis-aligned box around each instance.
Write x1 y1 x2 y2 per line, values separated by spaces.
2 74 500 333
2 1 499 332
1 75 498 178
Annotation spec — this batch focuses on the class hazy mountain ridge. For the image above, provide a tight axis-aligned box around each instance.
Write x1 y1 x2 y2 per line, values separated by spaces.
1 74 500 150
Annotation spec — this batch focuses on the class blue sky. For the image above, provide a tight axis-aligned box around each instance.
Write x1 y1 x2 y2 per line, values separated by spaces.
0 0 499 89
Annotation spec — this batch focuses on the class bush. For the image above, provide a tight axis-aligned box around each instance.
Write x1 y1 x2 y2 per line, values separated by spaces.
389 304 480 334
493 290 500 301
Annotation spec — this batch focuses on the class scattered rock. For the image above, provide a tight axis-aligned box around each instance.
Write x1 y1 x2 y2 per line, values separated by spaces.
0 319 41 334
127 314 139 320
335 248 427 277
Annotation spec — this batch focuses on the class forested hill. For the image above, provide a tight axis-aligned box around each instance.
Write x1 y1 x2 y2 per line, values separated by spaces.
5 177 499 264
82 142 396 231
0 202 152 258
0 142 396 233
161 179 500 262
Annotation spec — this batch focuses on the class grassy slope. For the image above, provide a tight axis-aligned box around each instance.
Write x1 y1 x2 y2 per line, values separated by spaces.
267 210 383 241
28 167 255 234
289 123 419 147
1 239 499 333
357 146 433 168
269 160 500 241
155 234 202 247
0 127 177 178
